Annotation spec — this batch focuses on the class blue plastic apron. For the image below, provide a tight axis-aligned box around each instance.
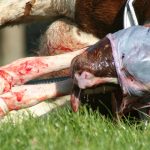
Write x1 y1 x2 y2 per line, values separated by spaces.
107 26 150 96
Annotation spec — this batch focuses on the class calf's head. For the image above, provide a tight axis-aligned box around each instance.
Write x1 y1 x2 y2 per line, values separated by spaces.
70 37 121 113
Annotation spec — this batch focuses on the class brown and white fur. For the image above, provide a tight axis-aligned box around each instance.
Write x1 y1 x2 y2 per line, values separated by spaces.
1 0 149 51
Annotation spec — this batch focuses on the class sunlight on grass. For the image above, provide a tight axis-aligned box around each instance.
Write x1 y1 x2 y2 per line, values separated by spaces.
0 105 150 150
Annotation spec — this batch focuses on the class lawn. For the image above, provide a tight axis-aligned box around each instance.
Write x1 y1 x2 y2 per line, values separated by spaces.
0 104 150 150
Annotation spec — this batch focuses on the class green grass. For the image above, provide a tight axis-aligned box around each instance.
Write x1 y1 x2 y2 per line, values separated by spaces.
0 105 150 150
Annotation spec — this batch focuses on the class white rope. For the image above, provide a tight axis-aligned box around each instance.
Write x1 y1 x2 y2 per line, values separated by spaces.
123 0 139 29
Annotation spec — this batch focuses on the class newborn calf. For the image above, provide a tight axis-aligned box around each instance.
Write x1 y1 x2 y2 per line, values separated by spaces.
71 26 150 118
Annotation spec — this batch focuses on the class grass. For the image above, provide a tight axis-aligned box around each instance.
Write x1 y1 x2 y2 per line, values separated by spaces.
0 105 150 150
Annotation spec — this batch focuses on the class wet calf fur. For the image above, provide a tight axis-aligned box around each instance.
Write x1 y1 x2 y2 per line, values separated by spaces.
70 38 123 116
